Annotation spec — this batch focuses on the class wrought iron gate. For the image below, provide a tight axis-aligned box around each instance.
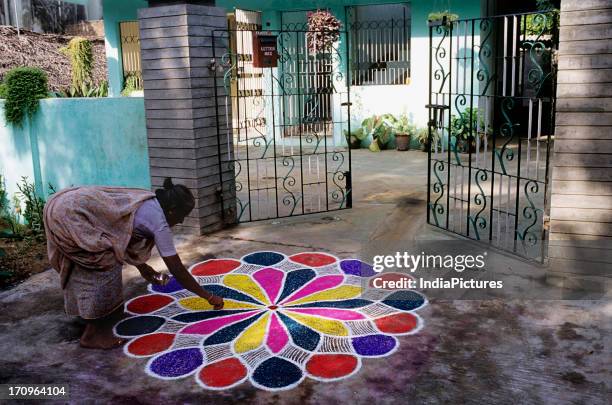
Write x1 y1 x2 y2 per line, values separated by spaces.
426 11 558 262
213 21 352 223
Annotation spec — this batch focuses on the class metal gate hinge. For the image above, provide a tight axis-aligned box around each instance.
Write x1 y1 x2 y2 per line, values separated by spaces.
208 58 217 71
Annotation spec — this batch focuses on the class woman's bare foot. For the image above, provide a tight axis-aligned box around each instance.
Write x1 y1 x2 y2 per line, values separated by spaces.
79 306 128 349
79 323 126 350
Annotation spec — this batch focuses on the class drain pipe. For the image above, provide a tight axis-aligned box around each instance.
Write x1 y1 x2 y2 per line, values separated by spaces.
13 0 20 36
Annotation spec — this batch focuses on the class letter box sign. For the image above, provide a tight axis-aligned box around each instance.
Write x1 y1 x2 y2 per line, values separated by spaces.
252 32 278 68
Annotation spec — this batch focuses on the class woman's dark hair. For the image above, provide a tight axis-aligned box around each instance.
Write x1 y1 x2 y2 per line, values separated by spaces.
155 178 195 217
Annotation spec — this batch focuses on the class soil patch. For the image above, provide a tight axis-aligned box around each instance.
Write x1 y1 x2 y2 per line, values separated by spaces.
0 26 106 91
0 236 49 290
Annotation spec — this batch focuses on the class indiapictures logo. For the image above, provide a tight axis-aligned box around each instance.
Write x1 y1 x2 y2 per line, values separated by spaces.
114 251 427 391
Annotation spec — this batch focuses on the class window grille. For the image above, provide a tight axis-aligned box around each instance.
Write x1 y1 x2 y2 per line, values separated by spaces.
348 3 411 86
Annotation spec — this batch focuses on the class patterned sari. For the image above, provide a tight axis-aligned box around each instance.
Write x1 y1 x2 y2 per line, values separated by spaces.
44 186 157 318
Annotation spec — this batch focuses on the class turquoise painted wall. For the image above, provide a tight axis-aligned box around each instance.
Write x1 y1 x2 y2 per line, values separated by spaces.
103 0 148 96
0 98 150 203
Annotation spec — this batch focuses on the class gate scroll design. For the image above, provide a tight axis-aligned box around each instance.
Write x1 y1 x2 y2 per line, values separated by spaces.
426 11 558 262
213 23 352 223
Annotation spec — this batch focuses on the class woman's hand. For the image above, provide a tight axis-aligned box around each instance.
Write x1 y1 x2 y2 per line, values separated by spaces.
206 294 224 310
136 263 170 286
162 254 225 310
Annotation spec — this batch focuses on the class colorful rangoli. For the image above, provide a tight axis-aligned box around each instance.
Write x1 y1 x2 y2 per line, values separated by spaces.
114 251 427 391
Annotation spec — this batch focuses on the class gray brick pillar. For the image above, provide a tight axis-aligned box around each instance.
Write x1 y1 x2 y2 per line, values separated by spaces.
138 3 235 234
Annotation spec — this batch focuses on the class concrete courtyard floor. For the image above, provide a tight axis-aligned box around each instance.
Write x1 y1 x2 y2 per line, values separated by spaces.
1 150 610 404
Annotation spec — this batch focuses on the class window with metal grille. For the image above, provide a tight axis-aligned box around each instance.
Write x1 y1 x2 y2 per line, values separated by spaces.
347 3 411 86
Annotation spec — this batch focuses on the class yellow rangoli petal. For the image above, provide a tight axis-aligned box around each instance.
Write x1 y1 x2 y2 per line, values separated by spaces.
178 297 260 311
234 312 270 353
284 311 348 336
284 285 362 306
223 274 270 305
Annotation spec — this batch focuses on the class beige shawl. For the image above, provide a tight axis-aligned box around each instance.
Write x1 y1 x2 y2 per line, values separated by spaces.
43 186 156 288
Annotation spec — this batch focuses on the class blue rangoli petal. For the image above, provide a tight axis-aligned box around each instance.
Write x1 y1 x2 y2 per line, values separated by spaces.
277 312 320 351
151 277 184 293
202 284 264 305
203 312 264 345
287 299 372 309
252 357 303 389
149 348 203 378
352 335 396 356
115 315 165 336
275 268 316 304
243 251 285 266
340 259 377 277
172 309 254 323
382 290 426 311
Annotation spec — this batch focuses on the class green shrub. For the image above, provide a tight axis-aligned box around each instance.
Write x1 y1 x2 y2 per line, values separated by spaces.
2 67 48 126
0 83 7 99
55 80 109 98
343 128 366 149
0 175 25 238
0 175 7 215
121 74 143 97
428 10 459 24
361 115 394 152
451 107 491 140
16 177 46 238
60 37 94 90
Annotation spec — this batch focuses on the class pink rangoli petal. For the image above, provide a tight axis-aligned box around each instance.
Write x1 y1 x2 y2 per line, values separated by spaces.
253 268 284 304
181 311 258 335
284 308 365 320
266 313 289 354
281 275 344 304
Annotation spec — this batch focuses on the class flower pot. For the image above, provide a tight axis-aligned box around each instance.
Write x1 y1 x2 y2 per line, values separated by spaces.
395 133 411 151
349 136 362 149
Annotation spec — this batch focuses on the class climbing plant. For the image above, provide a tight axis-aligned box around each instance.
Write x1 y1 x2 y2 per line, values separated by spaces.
60 36 94 91
525 0 559 36
2 67 48 127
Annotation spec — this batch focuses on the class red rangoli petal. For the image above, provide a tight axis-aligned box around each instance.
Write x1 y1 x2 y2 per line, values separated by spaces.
198 358 247 388
126 294 173 314
289 253 337 267
306 354 358 379
375 312 419 334
191 259 241 276
127 333 175 356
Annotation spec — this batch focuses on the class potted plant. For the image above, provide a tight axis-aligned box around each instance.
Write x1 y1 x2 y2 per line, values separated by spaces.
388 113 416 151
362 115 393 152
307 10 341 54
416 127 441 152
451 107 490 153
428 10 459 27
343 128 366 149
